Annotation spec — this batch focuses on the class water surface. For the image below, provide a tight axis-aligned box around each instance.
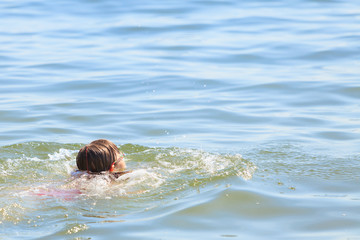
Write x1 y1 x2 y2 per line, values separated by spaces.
1 0 360 239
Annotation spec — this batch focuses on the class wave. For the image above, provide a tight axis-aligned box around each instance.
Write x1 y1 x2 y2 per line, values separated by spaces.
0 142 255 224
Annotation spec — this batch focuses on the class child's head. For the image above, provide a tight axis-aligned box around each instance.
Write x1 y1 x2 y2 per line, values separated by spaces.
76 139 126 173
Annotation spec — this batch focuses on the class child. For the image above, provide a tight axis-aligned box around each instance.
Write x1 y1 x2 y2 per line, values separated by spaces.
76 139 130 178
33 139 128 199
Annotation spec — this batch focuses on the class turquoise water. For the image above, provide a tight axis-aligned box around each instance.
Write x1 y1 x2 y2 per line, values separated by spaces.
1 0 360 239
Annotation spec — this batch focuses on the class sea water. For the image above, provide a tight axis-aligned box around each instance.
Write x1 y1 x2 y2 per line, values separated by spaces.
0 0 360 239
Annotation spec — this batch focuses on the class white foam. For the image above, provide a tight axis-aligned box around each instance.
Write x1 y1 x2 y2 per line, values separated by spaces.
48 148 77 161
13 146 255 199
153 148 256 181
68 174 112 197
64 168 165 198
156 148 234 174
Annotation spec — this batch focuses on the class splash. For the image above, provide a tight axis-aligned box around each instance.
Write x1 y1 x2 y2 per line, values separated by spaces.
63 146 256 198
0 142 256 202
154 148 256 180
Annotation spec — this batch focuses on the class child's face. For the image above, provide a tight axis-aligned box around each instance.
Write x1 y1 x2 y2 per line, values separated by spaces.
114 152 126 171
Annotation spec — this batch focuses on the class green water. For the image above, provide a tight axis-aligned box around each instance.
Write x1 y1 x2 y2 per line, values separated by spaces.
1 142 359 239
1 142 257 238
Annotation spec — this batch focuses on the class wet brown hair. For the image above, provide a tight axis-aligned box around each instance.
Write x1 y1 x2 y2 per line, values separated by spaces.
76 139 121 173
